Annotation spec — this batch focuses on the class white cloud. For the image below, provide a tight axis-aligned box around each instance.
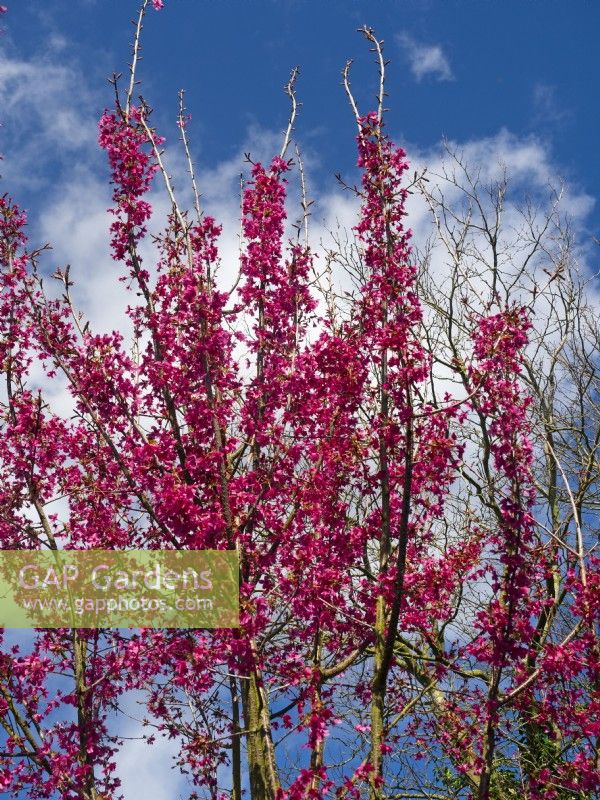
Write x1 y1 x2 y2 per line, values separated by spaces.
115 696 189 800
397 32 454 83
0 49 101 191
407 128 595 269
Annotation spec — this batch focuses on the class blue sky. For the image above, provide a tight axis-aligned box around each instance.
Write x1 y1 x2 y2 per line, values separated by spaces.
1 1 600 798
2 0 600 235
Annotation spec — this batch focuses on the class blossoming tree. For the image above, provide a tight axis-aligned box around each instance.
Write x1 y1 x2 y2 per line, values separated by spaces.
0 2 598 799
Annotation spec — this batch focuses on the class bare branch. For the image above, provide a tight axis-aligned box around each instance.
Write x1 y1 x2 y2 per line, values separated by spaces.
280 65 300 160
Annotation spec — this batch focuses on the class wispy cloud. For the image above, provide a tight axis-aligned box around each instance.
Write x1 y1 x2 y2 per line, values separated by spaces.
0 50 102 194
532 82 571 128
396 32 454 82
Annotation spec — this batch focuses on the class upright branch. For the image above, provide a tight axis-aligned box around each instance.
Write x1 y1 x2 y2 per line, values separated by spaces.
280 66 300 160
342 59 361 129
178 89 202 225
358 26 387 126
126 0 149 122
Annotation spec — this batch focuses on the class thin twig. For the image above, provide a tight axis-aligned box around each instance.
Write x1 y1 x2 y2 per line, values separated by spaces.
359 26 387 126
178 89 202 223
342 59 361 129
294 142 312 248
545 436 587 587
138 99 194 271
126 0 149 121
280 66 300 160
